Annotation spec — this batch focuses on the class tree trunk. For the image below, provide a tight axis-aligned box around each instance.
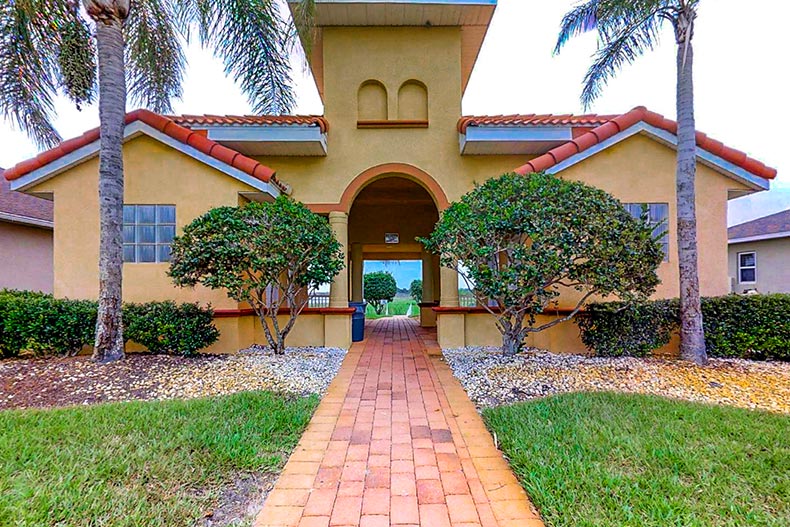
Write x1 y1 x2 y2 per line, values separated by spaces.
501 316 526 356
675 39 708 365
91 19 126 363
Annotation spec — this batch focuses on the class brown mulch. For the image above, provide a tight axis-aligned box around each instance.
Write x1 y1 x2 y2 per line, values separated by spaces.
0 354 226 410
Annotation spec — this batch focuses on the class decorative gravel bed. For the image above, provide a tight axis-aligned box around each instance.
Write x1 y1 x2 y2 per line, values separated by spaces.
443 346 790 413
0 346 346 410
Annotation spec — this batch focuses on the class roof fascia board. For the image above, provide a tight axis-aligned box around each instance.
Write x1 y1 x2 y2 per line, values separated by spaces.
728 231 790 244
545 121 770 191
460 126 572 154
202 126 328 155
10 122 281 198
0 211 53 229
200 125 324 142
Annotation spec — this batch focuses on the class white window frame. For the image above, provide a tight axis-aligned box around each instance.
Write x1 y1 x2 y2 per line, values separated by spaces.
737 251 757 284
123 204 176 264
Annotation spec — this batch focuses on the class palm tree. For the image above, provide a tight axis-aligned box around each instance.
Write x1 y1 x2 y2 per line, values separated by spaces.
0 0 314 362
555 0 707 365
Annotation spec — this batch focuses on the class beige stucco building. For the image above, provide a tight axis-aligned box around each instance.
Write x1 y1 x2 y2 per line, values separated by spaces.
3 1 777 354
0 169 53 293
728 210 790 294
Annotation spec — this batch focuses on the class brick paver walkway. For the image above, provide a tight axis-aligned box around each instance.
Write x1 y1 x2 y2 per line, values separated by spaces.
254 317 543 527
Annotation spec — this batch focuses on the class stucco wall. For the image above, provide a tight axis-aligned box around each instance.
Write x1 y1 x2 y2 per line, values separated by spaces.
0 221 53 293
252 27 528 207
556 134 743 303
729 238 790 294
27 135 257 308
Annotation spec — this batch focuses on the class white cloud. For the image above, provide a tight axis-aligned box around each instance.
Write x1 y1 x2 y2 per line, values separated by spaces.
2 0 787 224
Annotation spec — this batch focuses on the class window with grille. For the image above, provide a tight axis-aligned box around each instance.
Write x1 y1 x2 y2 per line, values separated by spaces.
623 203 669 261
122 205 176 263
738 251 757 284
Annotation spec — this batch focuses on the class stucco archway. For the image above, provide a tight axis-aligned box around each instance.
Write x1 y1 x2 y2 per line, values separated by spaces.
346 171 445 327
312 163 450 215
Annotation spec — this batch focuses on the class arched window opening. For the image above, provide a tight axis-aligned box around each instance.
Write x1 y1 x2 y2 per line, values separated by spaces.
358 81 388 121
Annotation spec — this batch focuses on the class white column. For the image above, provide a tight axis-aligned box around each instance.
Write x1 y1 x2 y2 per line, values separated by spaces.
440 264 460 307
328 211 349 308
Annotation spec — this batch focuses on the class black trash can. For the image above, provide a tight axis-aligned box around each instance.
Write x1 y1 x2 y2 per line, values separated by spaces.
349 301 367 342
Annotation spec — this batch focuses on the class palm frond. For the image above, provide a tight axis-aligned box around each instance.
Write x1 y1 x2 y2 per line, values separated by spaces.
556 0 675 108
580 10 665 108
287 0 316 57
125 0 187 113
185 0 296 115
555 0 601 54
0 0 64 147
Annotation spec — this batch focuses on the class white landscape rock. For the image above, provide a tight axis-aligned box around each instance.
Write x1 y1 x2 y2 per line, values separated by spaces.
443 346 790 413
150 346 348 400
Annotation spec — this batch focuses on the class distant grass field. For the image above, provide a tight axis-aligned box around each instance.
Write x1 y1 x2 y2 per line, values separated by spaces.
365 298 420 319
484 392 790 527
0 392 318 527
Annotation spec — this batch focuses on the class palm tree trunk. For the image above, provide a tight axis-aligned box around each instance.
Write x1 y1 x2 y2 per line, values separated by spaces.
92 19 126 363
675 40 708 365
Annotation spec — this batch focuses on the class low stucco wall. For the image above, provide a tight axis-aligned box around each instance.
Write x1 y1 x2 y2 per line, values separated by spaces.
728 238 790 294
0 221 53 293
438 311 681 357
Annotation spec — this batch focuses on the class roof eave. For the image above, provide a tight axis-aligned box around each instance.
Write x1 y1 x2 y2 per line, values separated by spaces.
0 211 53 229
536 122 771 192
9 121 283 199
729 231 790 244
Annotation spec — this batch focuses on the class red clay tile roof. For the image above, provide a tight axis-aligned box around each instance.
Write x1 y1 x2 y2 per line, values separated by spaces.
729 209 790 240
170 114 329 133
458 113 618 133
0 168 53 223
511 106 777 181
3 110 283 192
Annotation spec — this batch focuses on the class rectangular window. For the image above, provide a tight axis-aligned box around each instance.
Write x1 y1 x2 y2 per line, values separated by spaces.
623 203 669 261
738 251 757 283
123 205 176 263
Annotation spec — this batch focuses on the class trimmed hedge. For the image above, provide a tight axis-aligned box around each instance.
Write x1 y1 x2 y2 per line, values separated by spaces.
577 294 790 360
124 301 219 356
577 300 679 358
0 291 219 358
0 290 96 358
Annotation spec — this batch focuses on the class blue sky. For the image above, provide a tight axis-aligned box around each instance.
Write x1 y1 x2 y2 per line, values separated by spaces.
365 261 422 289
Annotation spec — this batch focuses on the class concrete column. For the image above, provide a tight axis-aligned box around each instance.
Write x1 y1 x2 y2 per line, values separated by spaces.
328 211 349 308
440 264 460 307
420 249 434 303
351 243 363 303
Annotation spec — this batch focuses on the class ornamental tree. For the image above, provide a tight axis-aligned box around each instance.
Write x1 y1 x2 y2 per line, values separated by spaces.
364 271 397 315
410 279 423 303
421 172 664 356
168 197 344 355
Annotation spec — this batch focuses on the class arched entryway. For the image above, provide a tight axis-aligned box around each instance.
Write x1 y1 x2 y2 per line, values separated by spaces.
348 175 440 327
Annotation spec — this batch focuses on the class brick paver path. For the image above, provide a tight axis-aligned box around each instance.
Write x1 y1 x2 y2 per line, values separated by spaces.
254 317 543 527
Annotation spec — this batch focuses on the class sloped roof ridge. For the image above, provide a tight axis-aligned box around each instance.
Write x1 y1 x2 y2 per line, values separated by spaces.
512 106 777 181
728 209 790 239
3 110 282 191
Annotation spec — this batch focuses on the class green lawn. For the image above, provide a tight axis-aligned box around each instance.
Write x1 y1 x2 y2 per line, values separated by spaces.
365 299 419 319
484 392 789 527
0 392 318 527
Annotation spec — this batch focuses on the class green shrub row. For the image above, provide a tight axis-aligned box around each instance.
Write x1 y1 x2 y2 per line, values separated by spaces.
577 294 790 360
0 290 219 358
